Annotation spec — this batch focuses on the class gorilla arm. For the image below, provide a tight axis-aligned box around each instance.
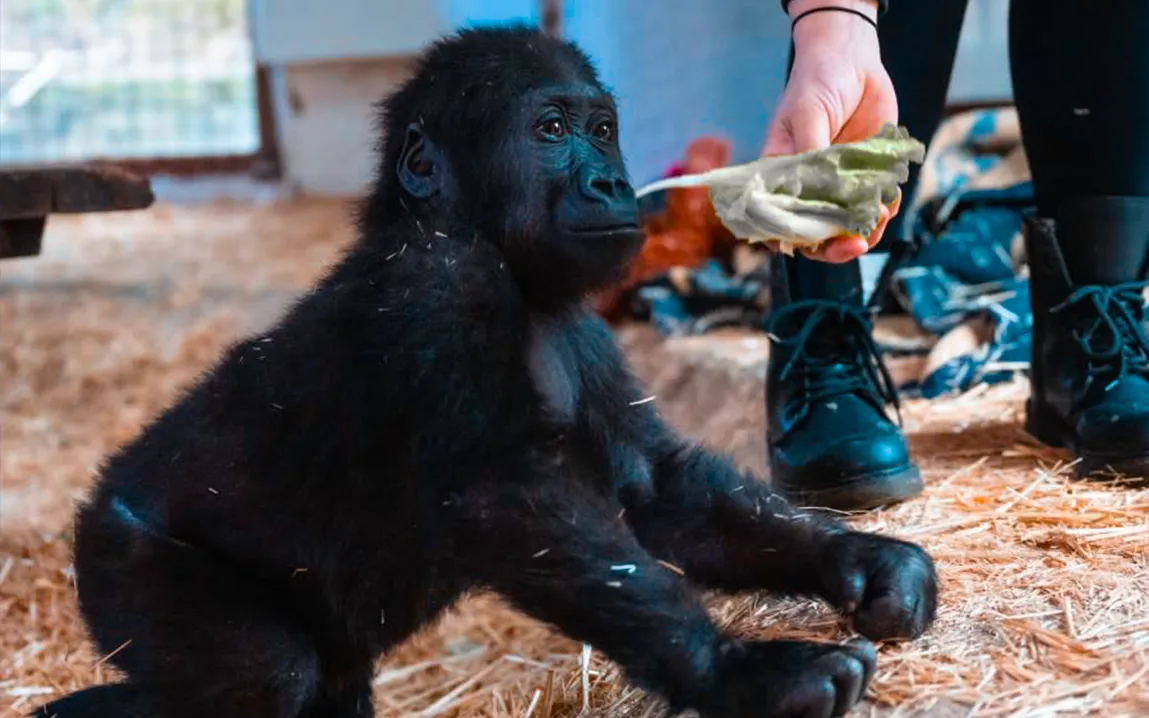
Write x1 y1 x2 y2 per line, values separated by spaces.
385 258 737 712
387 254 874 716
568 312 937 642
436 446 880 718
630 434 936 642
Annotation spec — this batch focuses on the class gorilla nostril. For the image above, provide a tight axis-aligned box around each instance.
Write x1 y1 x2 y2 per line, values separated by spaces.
588 177 633 205
590 178 617 199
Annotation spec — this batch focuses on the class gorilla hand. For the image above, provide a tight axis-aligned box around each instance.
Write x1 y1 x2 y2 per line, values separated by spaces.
697 637 877 718
818 532 938 642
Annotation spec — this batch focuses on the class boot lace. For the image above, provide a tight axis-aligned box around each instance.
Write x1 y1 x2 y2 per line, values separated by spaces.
1050 281 1149 398
768 300 902 426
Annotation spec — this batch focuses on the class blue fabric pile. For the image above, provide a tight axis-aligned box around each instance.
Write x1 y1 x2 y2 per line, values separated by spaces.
889 108 1036 398
628 258 771 337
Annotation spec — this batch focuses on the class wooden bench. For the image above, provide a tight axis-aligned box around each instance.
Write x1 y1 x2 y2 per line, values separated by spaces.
0 163 155 259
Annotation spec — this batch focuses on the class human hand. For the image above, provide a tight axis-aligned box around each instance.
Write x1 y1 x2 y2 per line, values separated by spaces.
763 0 901 264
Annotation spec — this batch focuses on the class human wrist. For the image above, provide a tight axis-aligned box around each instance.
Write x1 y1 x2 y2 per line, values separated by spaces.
786 0 880 22
789 0 881 51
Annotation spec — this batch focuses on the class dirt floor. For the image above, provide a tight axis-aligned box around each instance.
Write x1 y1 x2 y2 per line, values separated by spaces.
1 196 1146 717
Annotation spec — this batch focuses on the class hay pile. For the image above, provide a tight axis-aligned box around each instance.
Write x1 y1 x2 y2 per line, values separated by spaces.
2 198 1146 716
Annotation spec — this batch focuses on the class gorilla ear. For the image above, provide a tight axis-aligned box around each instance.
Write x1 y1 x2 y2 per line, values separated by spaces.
397 123 442 199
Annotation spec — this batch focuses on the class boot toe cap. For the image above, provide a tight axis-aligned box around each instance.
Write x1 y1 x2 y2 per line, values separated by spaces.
1074 410 1149 479
1075 381 1149 457
772 425 921 509
775 430 910 480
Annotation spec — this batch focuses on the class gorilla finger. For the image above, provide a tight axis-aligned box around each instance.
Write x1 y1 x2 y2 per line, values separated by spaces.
866 549 938 638
823 565 866 614
820 655 869 717
915 581 939 633
853 593 920 642
844 637 878 688
775 677 836 718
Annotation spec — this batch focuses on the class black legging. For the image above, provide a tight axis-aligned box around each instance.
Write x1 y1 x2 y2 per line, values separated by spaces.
788 0 1149 298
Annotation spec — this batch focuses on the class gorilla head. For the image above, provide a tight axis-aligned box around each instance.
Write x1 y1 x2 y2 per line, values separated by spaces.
367 25 645 307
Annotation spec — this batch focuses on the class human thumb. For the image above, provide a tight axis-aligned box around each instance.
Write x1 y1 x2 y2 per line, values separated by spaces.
783 100 833 154
762 101 833 156
762 121 797 157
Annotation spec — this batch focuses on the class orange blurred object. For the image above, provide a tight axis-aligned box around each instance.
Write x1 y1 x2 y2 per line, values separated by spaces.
594 136 737 319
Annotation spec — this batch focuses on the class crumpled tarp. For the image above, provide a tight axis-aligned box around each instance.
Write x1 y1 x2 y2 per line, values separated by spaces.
630 257 770 336
891 107 1036 398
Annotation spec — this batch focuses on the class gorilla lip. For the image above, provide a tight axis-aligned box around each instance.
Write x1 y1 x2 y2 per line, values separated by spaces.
566 223 641 235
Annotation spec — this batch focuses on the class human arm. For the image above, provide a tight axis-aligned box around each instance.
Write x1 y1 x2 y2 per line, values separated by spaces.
764 0 901 263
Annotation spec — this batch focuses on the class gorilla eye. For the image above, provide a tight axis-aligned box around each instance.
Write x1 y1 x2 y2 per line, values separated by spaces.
537 117 567 140
592 120 615 142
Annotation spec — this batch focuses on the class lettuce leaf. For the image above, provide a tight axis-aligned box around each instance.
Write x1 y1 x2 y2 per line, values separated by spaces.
636 124 927 254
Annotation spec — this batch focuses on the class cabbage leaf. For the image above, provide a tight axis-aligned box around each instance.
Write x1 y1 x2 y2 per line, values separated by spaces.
635 124 927 255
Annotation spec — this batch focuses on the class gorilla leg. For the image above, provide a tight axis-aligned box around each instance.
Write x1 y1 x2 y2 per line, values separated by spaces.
445 469 724 711
41 507 326 718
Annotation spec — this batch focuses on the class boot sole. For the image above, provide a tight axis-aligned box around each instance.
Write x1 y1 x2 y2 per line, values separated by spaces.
775 464 924 512
1025 399 1149 485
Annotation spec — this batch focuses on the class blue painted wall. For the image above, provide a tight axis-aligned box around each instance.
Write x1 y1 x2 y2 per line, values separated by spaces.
257 0 1011 195
399 0 795 186
562 1 792 186
437 0 541 28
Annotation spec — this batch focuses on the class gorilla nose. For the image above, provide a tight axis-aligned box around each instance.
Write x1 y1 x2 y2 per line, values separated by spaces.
590 176 629 200
582 169 633 206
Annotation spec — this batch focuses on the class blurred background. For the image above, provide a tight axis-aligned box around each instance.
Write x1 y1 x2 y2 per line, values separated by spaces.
0 0 1011 195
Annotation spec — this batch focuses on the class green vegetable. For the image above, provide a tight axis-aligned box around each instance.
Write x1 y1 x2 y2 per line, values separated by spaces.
635 124 927 254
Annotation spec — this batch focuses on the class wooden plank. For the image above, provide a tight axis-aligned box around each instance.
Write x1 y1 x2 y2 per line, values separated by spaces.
0 217 46 259
0 164 155 220
0 174 52 219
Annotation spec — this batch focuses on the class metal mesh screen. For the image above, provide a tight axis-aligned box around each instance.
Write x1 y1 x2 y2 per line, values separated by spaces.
0 0 259 165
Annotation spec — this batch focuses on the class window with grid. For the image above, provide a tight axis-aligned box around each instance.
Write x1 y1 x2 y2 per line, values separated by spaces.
0 0 260 165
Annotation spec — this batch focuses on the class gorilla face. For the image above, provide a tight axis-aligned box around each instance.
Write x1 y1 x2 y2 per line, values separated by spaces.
483 82 644 303
390 32 646 307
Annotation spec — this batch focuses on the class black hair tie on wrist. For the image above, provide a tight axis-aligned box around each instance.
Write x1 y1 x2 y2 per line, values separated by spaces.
791 6 879 33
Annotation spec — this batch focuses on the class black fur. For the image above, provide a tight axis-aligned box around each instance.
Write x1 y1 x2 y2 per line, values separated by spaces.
37 25 937 718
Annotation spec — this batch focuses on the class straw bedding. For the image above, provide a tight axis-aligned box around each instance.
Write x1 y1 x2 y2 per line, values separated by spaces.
1 198 1146 716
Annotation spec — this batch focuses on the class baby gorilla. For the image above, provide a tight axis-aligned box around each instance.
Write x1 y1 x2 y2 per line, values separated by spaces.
37 26 937 718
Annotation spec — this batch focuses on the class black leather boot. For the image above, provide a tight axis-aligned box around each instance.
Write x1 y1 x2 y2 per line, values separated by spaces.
1024 198 1149 482
766 255 922 510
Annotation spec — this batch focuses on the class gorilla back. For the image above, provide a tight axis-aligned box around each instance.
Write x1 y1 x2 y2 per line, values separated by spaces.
38 24 937 718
